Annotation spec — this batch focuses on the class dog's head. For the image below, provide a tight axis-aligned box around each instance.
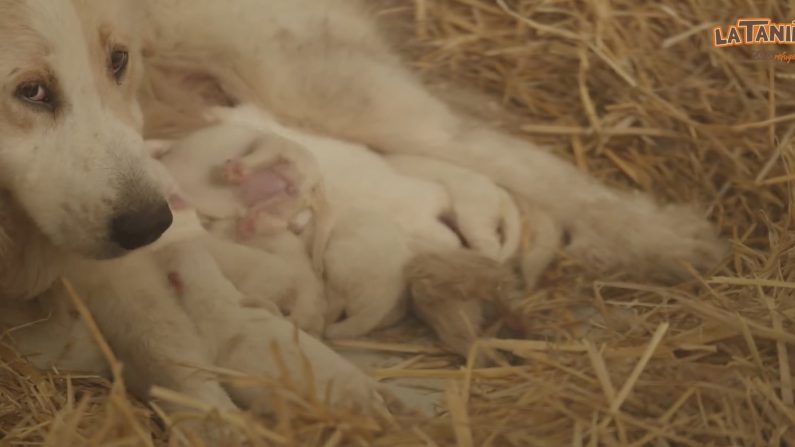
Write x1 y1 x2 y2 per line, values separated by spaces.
0 0 171 258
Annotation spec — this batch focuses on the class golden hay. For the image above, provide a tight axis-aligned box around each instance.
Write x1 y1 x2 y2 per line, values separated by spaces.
3 0 795 445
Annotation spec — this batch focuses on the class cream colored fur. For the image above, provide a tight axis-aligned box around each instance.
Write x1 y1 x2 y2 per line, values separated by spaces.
145 114 527 341
0 0 726 426
0 0 164 265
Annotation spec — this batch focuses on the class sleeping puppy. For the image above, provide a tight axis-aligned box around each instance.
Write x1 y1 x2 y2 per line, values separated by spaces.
146 149 327 336
156 111 562 358
201 106 527 341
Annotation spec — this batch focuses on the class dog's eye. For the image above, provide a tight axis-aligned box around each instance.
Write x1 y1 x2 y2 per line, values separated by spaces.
15 82 53 108
109 49 129 82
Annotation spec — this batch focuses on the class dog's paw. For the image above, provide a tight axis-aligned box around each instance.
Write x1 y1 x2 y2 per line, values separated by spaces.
565 192 727 280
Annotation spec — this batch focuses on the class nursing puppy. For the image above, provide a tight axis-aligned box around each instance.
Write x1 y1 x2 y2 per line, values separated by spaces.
157 110 561 361
202 106 532 340
151 125 329 335
151 118 521 341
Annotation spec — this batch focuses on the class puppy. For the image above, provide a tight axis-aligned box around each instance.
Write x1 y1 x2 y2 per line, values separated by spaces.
147 127 329 335
407 205 563 362
155 123 325 243
205 105 529 341
172 107 560 357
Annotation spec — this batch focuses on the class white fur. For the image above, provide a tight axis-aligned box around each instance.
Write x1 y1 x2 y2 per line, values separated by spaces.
0 0 164 261
148 116 519 339
205 105 533 339
0 0 725 424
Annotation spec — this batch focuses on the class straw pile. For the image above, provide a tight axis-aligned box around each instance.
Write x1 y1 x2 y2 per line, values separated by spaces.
3 0 795 445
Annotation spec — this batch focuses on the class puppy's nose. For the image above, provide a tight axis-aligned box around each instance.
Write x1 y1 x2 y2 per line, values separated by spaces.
110 201 173 250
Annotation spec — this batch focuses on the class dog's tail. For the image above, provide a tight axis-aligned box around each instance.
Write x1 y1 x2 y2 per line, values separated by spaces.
405 204 562 361
404 249 516 363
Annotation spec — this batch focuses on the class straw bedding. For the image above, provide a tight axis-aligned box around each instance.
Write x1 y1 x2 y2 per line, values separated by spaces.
3 0 795 445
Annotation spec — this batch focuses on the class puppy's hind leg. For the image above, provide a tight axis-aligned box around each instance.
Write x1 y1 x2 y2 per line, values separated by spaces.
515 202 564 289
388 154 522 262
323 209 413 340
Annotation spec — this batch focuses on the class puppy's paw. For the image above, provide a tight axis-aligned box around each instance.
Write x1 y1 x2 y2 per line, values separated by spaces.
276 279 327 337
224 151 322 240
240 296 283 316
565 192 726 280
285 307 326 338
222 158 249 184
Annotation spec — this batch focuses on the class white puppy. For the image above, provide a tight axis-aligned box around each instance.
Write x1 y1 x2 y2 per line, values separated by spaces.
200 106 532 340
179 107 561 347
157 240 397 415
148 127 329 335
148 113 537 344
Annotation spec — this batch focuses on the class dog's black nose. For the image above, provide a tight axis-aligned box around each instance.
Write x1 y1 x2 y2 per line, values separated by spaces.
110 201 173 250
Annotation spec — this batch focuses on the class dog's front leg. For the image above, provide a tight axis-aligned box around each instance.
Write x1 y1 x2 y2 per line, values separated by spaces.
65 256 237 412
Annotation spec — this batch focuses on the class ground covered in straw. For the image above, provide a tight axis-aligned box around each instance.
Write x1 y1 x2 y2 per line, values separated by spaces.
3 0 795 445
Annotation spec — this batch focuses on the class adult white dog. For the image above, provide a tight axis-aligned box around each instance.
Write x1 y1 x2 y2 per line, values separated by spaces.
0 0 725 425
